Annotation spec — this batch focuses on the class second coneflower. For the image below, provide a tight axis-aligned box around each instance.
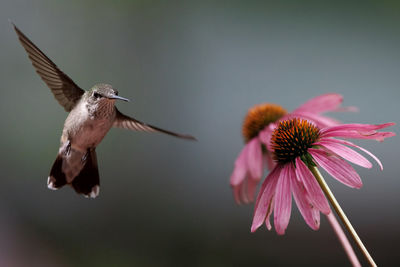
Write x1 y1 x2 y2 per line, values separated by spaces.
251 118 395 235
230 94 356 204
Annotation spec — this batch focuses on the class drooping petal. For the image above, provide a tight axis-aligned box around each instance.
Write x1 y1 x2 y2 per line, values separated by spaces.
232 174 262 205
265 198 274 230
321 138 383 170
246 178 259 203
309 149 363 188
310 207 320 230
235 176 261 204
290 167 320 230
231 136 266 204
292 93 345 114
246 137 263 180
232 182 247 205
251 165 282 232
320 123 396 141
274 164 293 235
230 145 249 186
295 157 330 214
314 140 372 169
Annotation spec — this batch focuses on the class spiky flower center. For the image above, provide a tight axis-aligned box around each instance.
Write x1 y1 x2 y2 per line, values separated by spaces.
271 118 320 163
242 104 287 143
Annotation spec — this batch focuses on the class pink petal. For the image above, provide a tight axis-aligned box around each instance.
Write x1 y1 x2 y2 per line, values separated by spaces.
290 167 320 230
322 138 383 170
264 151 276 171
314 140 372 169
233 184 246 205
232 174 260 204
309 149 363 188
265 198 274 230
251 165 282 232
230 146 248 186
231 137 266 204
293 93 344 114
322 131 395 141
246 178 259 203
320 123 396 141
259 123 276 151
274 164 293 235
322 122 395 133
233 179 250 205
310 208 320 230
246 137 263 180
295 158 330 214
288 112 340 128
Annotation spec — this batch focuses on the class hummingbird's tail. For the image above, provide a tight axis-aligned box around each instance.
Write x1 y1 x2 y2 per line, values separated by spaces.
48 155 67 190
71 149 100 198
47 149 100 198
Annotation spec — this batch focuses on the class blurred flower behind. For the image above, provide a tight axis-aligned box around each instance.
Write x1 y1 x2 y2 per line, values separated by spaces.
251 118 395 235
230 94 357 204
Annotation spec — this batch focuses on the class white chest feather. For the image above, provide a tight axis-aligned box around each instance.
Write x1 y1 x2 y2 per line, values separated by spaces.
62 100 115 150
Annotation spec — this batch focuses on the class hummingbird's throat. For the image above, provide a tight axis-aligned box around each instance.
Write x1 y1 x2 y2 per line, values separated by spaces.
87 99 115 119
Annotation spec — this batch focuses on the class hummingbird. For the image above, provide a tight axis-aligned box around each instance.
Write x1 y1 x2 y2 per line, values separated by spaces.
13 24 196 198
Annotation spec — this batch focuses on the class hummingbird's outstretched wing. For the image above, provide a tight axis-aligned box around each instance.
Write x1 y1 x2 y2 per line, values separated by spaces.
113 108 196 140
13 24 84 112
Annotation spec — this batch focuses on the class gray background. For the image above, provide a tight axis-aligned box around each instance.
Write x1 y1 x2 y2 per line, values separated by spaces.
0 0 399 266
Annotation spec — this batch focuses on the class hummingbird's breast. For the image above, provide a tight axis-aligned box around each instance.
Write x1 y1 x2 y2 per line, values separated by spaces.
61 99 116 151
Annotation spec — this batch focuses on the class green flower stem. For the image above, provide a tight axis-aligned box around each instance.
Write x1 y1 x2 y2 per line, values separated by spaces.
309 166 377 267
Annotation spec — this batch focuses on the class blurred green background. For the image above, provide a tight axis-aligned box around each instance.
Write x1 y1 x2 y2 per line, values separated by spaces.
1 0 399 266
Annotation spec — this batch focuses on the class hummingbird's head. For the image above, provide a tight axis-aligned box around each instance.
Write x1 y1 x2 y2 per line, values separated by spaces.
89 83 130 104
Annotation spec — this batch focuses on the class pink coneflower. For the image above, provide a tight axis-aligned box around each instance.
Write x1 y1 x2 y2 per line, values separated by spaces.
251 118 395 235
230 94 356 204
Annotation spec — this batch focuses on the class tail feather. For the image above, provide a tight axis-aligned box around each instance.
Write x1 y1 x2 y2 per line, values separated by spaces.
71 150 100 198
47 149 100 198
48 155 67 190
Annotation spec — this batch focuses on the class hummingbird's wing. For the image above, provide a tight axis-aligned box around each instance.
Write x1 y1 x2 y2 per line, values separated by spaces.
113 108 196 140
13 24 85 112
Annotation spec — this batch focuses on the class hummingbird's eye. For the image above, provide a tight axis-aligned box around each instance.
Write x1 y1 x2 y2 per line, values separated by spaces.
93 92 102 99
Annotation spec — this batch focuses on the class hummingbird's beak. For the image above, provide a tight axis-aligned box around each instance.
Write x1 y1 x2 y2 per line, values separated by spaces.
108 95 130 102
